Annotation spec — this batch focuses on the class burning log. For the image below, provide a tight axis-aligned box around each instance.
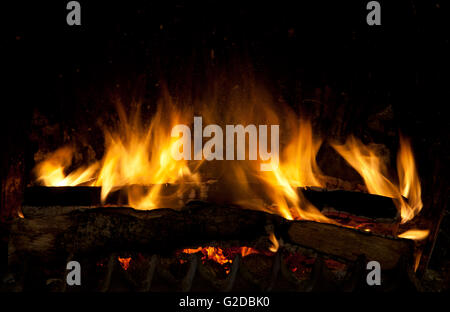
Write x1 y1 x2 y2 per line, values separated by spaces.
9 202 414 273
9 202 277 261
23 186 101 207
301 187 399 220
284 220 414 269
22 184 400 221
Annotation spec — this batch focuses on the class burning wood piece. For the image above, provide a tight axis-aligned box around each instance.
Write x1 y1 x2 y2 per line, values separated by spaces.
10 202 276 262
8 201 420 292
301 187 399 220
284 220 414 269
22 183 402 222
23 186 101 207
10 202 414 269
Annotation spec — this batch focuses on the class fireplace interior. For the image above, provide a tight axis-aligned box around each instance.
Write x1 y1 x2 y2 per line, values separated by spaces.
4 0 449 292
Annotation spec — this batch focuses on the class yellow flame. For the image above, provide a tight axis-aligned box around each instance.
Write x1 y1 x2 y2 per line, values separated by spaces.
268 232 279 253
256 120 333 223
397 136 423 222
332 136 423 223
398 229 429 241
33 80 422 226
92 100 199 209
282 120 323 188
34 146 98 187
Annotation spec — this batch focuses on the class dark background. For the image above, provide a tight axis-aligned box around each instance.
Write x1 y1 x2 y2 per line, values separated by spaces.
5 0 450 283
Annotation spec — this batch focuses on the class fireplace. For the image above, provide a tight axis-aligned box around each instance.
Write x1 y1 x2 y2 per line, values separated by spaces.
4 0 448 295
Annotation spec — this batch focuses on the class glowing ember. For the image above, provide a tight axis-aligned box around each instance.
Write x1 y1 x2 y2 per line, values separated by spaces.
181 246 262 273
183 247 231 266
240 247 259 257
118 257 132 270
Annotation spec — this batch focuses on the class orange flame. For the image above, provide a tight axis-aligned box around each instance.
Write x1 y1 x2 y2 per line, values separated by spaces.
268 232 279 253
240 247 259 257
34 146 98 187
398 229 430 241
332 136 423 223
118 257 132 270
34 85 333 223
33 81 422 227
35 100 200 210
397 136 423 222
183 247 232 267
94 101 200 209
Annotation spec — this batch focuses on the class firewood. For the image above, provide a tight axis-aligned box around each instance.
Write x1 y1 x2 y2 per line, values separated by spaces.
301 187 399 220
9 202 276 261
22 184 400 221
284 220 414 269
9 202 414 274
23 186 101 207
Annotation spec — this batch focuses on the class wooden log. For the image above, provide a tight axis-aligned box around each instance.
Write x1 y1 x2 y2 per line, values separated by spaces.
9 202 414 272
9 202 278 261
301 187 399 220
23 184 400 221
284 220 414 269
23 186 101 206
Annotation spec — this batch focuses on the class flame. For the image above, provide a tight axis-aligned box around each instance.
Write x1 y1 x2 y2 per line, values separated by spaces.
256 120 334 223
183 247 232 268
35 84 332 223
182 246 261 269
34 146 98 187
118 257 132 270
35 99 200 210
268 233 279 253
281 120 323 188
94 101 200 209
398 229 430 241
33 77 422 227
240 247 259 257
397 136 423 222
332 136 423 223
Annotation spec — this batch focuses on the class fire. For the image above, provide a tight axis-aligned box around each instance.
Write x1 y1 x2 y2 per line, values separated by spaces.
118 257 132 270
398 229 430 241
268 233 279 253
33 80 423 227
182 247 232 272
397 136 423 222
332 136 423 223
35 99 200 210
256 120 334 223
182 246 261 270
94 101 200 209
34 146 98 187
33 84 334 223
240 247 259 257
